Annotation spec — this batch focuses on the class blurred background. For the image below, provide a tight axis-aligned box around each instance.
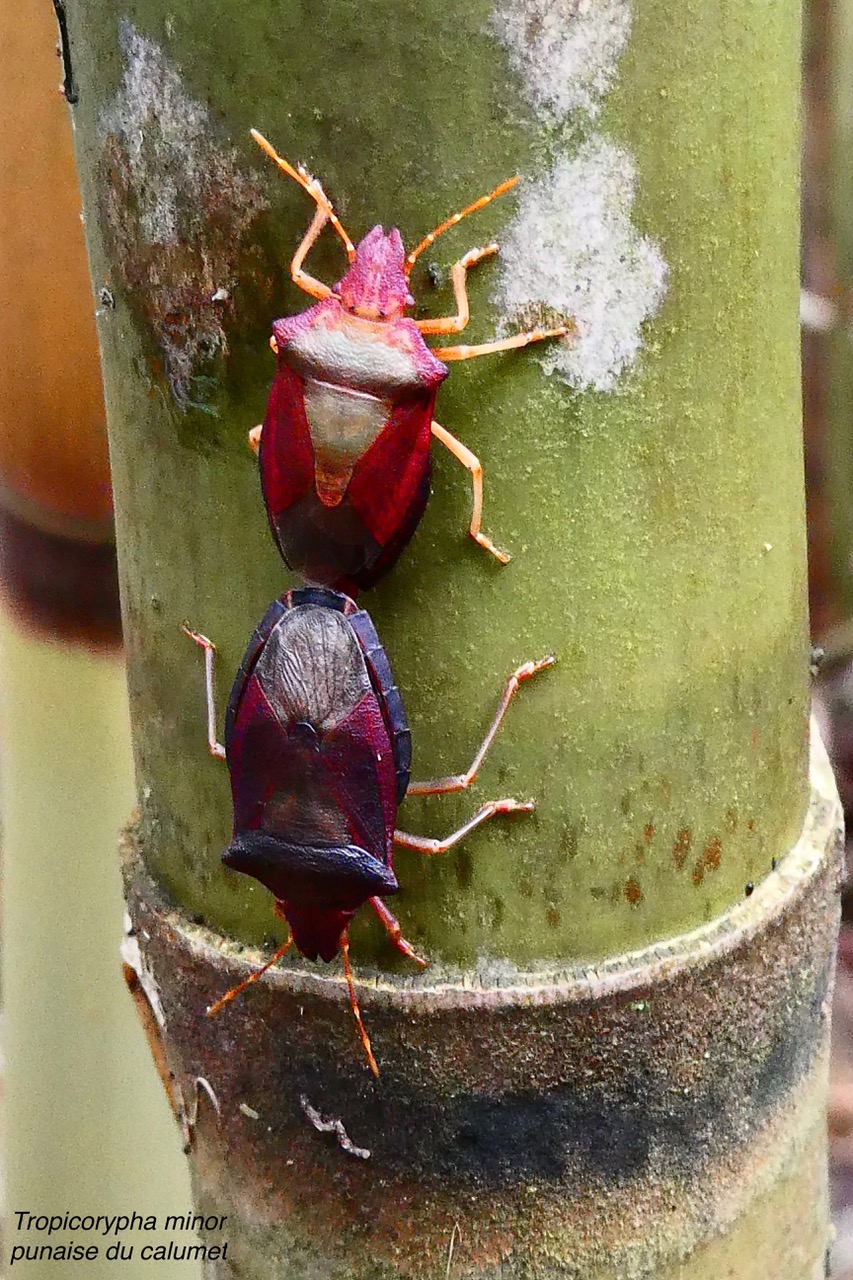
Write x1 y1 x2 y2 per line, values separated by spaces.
806 4 853 1275
0 2 198 1277
3 1 853 1277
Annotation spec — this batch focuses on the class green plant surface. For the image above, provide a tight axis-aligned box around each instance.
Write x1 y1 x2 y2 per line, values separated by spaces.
65 0 807 967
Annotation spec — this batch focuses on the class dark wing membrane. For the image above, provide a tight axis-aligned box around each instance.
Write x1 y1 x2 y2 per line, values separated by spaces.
259 363 316 567
267 488 383 594
224 597 288 757
349 609 411 803
355 465 431 591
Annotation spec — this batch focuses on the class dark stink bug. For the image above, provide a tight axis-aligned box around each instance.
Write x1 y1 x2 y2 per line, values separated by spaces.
184 588 553 1074
248 130 572 593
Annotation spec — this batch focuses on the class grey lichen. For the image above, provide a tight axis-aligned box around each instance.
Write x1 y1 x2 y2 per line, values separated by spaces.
100 24 266 412
492 0 667 392
496 140 668 392
491 0 632 121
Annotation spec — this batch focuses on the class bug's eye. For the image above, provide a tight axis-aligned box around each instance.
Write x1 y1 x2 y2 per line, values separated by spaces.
379 308 387 318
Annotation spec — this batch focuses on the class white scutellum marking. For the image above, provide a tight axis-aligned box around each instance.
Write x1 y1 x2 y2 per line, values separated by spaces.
491 0 632 121
496 140 668 392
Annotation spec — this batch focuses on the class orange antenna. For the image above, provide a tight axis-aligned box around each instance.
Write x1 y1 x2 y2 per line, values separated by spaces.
251 129 356 261
340 936 379 1077
207 934 294 1018
405 175 520 275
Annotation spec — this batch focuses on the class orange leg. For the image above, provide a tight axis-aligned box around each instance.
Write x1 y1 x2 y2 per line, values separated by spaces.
433 323 572 363
340 936 379 1077
289 204 334 301
395 798 534 856
251 129 355 262
182 626 227 760
406 176 519 273
369 897 427 967
415 244 498 337
431 420 509 564
407 655 555 796
207 934 294 1018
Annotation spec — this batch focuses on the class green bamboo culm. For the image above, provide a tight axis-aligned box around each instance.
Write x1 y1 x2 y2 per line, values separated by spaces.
63 2 835 1278
66 0 806 963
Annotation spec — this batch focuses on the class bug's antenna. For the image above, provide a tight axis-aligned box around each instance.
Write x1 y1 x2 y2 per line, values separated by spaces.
206 934 294 1018
405 175 519 275
251 129 356 261
340 936 379 1077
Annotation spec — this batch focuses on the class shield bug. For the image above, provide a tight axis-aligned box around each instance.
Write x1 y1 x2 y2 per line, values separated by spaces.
184 587 553 1074
249 130 572 593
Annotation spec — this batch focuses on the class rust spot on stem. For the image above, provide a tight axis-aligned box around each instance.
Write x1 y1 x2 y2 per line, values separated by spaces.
624 878 643 907
673 827 692 870
704 835 723 871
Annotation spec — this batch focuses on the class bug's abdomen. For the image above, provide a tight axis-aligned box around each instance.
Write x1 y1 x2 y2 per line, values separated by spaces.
261 363 436 592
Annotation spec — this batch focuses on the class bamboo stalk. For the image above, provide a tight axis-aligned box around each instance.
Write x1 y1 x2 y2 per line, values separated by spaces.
61 0 830 1274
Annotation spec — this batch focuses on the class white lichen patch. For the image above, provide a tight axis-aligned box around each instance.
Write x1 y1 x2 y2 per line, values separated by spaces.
101 24 266 412
491 0 632 121
495 139 667 392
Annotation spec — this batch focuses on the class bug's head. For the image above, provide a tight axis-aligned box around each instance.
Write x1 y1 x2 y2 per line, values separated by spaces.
333 226 415 321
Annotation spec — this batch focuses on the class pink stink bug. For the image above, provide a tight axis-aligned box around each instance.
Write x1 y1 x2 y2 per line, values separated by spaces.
249 130 572 594
184 588 553 1075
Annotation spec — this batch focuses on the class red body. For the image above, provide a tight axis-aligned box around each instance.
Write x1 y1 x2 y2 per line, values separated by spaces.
260 228 448 593
222 588 410 961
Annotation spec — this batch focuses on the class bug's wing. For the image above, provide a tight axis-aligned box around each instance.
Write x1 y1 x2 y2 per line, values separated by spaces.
316 690 398 863
259 363 316 562
226 675 290 834
227 603 396 858
262 383 437 592
345 392 436 551
223 596 290 757
227 673 395 868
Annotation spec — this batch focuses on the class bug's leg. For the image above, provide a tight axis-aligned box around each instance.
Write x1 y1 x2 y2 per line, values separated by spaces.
206 935 294 1018
369 897 428 967
290 205 335 300
182 626 227 760
252 129 355 262
431 420 509 565
395 798 534 856
433 323 573 363
248 425 262 456
340 936 379 1077
407 655 555 796
405 175 519 274
415 244 498 337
